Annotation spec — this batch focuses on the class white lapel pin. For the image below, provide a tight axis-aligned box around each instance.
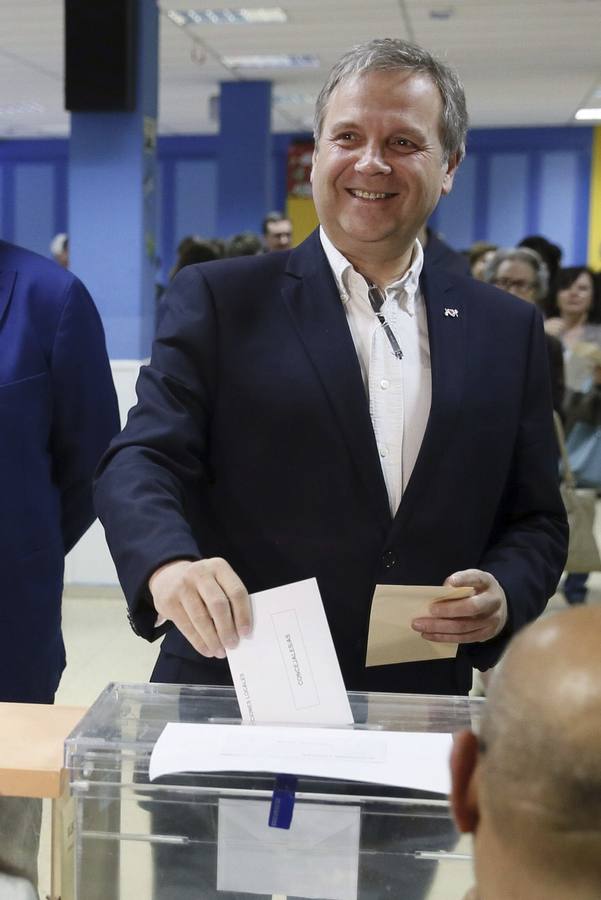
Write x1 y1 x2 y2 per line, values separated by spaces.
444 308 459 318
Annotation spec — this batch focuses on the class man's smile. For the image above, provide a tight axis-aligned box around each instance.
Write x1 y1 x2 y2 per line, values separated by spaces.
347 189 397 200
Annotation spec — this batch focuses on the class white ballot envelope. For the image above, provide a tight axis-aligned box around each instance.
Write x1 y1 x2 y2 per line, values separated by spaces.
366 584 475 667
227 578 353 725
217 799 360 900
149 722 453 794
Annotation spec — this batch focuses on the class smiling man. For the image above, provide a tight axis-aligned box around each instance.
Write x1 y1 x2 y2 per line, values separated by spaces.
96 39 567 697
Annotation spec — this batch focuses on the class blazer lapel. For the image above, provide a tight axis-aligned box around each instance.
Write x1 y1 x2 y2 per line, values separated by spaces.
282 232 391 525
388 262 469 534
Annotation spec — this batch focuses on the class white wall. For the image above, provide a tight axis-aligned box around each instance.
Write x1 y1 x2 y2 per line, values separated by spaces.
64 359 144 586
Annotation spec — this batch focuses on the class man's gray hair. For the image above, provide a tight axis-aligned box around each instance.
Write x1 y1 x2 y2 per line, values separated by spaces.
484 247 550 301
313 38 468 162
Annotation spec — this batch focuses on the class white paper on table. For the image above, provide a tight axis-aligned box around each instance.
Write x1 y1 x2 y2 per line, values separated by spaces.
149 722 453 794
217 799 360 900
226 577 353 725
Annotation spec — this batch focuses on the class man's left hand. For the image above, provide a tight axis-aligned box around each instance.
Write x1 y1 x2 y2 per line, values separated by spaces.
411 569 507 644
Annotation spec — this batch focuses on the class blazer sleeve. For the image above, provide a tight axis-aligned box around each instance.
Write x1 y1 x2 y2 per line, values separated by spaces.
50 277 120 553
467 308 568 670
94 266 217 639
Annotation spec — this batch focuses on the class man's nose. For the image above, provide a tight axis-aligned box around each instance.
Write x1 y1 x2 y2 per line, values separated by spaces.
354 144 392 175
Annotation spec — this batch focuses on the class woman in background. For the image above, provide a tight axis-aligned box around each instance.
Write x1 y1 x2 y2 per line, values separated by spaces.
544 267 601 375
544 266 601 604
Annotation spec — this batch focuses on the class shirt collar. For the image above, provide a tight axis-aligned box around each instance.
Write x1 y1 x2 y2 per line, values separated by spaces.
319 226 424 316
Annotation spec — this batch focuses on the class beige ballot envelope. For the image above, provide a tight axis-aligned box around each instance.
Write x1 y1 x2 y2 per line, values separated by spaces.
366 584 475 666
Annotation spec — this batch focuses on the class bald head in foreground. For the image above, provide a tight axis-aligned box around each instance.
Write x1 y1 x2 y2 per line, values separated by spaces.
451 605 601 900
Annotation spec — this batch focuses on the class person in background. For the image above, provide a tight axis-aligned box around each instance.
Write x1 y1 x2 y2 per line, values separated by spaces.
451 604 601 900
483 247 564 416
209 237 226 259
155 238 222 328
168 235 216 282
518 234 562 308
262 211 293 252
468 241 497 280
49 232 69 268
170 238 220 279
225 231 263 257
0 239 120 889
545 266 601 605
544 266 601 360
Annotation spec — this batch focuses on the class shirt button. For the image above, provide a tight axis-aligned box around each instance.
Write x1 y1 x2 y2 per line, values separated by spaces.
379 446 388 458
380 379 390 390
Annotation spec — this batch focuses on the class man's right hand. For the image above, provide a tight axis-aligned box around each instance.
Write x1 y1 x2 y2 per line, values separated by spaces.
148 558 252 658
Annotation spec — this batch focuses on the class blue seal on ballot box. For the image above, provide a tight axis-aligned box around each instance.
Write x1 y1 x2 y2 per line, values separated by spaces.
269 773 298 829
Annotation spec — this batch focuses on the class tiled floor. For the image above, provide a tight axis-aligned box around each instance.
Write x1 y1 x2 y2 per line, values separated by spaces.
35 577 600 899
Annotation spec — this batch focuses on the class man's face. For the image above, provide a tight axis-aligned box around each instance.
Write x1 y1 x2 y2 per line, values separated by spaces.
311 70 459 262
264 219 292 251
492 259 538 303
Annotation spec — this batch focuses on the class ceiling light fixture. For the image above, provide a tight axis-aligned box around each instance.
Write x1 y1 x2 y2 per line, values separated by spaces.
223 54 318 68
166 9 187 25
167 8 287 26
575 108 601 121
239 7 287 23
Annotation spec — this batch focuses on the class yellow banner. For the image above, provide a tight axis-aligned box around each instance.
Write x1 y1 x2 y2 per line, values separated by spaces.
588 126 601 270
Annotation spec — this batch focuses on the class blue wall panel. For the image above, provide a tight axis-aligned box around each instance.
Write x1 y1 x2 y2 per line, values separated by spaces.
538 152 578 264
487 153 529 247
432 154 477 250
14 163 55 257
173 158 218 246
155 160 163 277
216 81 272 236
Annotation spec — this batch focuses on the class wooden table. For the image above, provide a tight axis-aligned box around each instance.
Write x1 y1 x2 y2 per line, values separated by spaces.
0 703 86 899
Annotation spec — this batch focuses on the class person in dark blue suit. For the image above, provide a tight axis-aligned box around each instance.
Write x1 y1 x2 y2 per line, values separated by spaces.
95 39 567 700
0 239 119 887
0 239 120 705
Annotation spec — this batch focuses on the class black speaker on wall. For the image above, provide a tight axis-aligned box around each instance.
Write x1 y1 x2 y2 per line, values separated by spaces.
65 0 137 112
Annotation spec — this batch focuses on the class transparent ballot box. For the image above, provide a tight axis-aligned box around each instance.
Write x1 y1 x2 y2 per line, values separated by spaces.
64 683 482 900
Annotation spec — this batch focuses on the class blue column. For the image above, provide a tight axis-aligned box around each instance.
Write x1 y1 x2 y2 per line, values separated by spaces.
216 81 272 237
68 0 158 359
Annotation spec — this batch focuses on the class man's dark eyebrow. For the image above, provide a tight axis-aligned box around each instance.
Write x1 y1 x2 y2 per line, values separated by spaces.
326 119 360 133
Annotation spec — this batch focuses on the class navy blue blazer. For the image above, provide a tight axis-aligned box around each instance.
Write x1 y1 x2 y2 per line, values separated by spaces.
0 240 120 702
95 230 567 695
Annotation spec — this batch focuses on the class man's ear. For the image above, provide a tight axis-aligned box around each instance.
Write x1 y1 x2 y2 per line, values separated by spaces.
441 150 460 196
450 729 480 833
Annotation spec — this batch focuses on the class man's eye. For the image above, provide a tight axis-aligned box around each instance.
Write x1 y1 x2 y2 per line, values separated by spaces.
336 132 356 142
391 137 414 148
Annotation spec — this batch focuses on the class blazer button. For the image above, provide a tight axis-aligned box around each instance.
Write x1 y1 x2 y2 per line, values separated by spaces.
382 550 397 569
